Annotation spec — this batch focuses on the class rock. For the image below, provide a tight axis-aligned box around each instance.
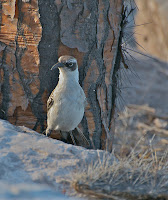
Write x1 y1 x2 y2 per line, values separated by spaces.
0 115 167 200
135 0 168 62
0 119 114 199
121 52 168 115
0 182 71 200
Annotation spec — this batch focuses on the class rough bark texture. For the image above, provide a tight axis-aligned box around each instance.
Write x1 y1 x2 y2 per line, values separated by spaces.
0 0 123 151
135 0 168 62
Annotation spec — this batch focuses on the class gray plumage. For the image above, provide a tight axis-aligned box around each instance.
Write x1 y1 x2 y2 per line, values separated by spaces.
45 56 88 145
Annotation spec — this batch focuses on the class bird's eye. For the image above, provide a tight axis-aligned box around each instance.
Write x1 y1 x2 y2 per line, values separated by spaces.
68 62 73 67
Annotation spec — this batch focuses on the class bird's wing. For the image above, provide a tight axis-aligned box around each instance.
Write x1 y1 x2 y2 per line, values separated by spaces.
79 87 87 107
47 91 54 112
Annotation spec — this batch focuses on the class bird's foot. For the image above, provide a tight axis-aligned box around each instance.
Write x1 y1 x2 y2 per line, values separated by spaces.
46 129 52 137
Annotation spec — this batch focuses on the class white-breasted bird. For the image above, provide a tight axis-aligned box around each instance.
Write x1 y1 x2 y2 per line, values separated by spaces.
45 55 88 145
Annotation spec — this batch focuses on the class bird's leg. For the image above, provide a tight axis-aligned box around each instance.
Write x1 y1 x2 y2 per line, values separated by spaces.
60 131 69 143
61 131 68 140
45 128 52 137
70 131 76 145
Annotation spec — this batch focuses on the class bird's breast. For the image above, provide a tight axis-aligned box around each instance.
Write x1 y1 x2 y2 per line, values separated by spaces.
47 82 86 131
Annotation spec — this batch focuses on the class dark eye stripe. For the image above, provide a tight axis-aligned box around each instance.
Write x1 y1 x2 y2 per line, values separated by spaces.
65 62 73 67
64 62 76 71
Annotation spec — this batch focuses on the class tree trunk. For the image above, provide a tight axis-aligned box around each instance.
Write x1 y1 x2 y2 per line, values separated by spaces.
0 0 124 151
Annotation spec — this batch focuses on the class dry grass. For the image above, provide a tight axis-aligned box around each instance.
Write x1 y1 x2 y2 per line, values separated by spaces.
71 148 168 199
114 104 168 158
70 105 168 199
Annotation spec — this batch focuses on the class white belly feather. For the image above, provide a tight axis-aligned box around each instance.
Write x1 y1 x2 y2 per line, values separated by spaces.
47 83 86 132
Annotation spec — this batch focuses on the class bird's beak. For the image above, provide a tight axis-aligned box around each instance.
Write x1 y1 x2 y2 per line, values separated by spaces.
50 62 65 70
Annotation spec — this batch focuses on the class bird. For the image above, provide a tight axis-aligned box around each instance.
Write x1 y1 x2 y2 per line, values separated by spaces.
45 55 88 145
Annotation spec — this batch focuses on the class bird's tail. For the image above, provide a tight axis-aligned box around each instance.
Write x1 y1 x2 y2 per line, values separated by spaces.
72 127 90 147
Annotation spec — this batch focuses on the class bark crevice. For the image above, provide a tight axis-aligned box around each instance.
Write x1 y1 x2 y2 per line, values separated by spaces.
0 45 10 120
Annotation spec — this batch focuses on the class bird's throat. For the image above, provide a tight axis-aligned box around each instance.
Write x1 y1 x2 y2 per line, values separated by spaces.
58 68 79 85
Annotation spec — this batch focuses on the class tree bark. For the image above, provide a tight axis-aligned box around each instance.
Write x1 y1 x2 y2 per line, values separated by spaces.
0 0 124 151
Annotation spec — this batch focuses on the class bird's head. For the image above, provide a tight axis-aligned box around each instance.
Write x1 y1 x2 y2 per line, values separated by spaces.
51 55 78 72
